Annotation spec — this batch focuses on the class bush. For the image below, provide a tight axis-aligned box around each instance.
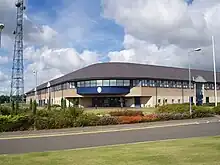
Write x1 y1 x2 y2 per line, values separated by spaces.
156 113 191 121
97 116 119 126
109 110 144 117
213 106 220 115
0 105 12 115
0 115 33 132
74 113 100 127
156 104 189 114
192 106 214 118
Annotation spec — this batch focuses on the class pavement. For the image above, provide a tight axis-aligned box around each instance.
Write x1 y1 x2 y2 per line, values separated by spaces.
0 117 220 155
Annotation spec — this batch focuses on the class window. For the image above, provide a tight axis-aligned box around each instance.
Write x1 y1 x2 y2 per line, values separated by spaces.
158 99 161 104
103 80 110 86
110 80 116 86
80 81 85 87
90 80 97 87
177 81 182 88
183 82 188 89
172 99 174 104
206 97 209 103
77 82 80 87
178 99 181 104
85 81 90 87
164 81 169 88
123 80 130 86
165 99 167 103
133 80 141 86
116 80 124 86
97 80 102 86
149 80 155 87
69 82 75 89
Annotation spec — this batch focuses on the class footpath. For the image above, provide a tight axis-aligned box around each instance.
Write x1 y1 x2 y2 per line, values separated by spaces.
0 116 220 139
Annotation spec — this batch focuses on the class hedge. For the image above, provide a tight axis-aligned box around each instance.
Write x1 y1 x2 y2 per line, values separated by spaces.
109 110 144 116
0 115 33 132
0 105 219 132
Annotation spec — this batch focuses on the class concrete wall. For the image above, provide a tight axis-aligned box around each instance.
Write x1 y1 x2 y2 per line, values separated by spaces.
26 85 220 108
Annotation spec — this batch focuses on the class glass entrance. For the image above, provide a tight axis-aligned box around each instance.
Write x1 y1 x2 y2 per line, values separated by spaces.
92 97 124 107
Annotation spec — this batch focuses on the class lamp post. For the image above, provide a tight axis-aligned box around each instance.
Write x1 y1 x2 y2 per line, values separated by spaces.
212 36 218 107
33 70 38 101
0 23 5 48
188 48 202 116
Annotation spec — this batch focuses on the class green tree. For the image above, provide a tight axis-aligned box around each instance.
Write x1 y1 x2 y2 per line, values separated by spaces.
11 100 15 114
29 98 33 111
61 98 64 109
15 101 19 115
48 98 51 110
32 100 37 115
63 99 67 109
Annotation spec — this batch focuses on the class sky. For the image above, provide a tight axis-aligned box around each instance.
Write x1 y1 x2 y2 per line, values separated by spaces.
1 0 220 95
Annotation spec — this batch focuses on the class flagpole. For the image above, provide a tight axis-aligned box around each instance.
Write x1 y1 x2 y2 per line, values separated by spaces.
212 36 218 107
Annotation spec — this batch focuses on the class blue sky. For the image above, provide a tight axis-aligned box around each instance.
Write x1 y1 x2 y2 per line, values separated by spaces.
1 0 220 94
27 0 124 54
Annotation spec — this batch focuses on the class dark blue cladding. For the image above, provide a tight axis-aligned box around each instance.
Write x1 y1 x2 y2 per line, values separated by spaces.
77 87 130 95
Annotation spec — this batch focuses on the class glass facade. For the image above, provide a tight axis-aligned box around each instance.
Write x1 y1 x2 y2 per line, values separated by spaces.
27 79 220 97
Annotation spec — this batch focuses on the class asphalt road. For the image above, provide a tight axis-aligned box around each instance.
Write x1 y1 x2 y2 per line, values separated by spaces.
0 122 220 155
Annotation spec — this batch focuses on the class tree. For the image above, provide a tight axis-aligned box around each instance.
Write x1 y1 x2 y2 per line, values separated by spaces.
15 100 19 115
0 95 10 104
32 100 37 115
47 98 51 110
11 100 15 114
61 98 64 109
29 98 32 111
63 99 67 109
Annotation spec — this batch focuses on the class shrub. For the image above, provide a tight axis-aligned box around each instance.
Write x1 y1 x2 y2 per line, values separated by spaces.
33 100 37 115
0 115 33 132
156 113 190 121
141 114 160 122
97 116 119 126
192 106 214 118
156 104 189 114
74 113 100 127
118 116 143 124
109 110 144 117
29 99 32 111
0 105 12 115
213 106 220 115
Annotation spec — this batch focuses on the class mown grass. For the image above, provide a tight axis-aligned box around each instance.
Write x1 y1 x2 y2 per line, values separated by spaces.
1 136 220 165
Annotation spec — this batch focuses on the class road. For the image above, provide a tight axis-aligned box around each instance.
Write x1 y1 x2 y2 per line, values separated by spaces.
0 121 220 155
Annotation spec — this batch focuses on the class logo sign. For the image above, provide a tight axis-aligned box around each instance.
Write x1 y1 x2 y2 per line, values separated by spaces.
97 87 102 93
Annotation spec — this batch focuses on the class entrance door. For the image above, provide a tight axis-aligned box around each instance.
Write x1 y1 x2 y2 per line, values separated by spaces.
196 83 203 106
134 97 141 107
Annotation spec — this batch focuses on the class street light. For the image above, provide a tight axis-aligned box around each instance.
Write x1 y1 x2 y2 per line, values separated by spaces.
212 36 217 107
188 48 202 116
0 23 5 48
33 70 38 101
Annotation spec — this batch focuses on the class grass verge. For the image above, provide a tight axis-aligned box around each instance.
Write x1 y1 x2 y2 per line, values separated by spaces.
1 136 220 165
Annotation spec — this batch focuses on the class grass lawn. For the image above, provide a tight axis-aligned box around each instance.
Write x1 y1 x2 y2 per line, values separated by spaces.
1 136 220 165
85 107 156 115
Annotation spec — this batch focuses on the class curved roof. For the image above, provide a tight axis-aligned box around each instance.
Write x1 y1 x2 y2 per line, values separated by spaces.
27 62 220 93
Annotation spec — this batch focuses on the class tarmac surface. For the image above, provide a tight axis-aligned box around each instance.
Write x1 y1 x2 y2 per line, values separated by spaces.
0 117 220 155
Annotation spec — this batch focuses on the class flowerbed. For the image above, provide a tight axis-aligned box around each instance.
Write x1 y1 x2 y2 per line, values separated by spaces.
0 104 218 132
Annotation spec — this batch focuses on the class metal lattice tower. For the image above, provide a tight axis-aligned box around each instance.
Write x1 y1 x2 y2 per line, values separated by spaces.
10 0 26 102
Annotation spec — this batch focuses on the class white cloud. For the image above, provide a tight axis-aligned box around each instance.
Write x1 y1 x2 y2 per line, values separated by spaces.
0 0 58 49
0 70 8 82
103 0 220 70
24 46 101 91
0 56 8 64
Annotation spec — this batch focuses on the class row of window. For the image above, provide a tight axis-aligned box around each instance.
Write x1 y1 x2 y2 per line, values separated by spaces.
133 80 194 89
27 79 220 96
77 80 130 87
